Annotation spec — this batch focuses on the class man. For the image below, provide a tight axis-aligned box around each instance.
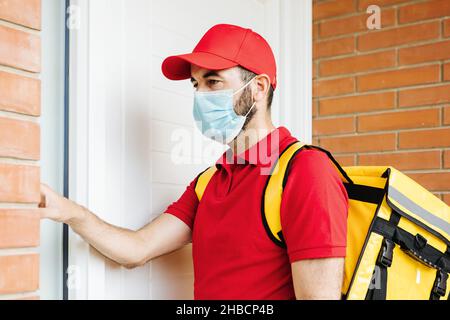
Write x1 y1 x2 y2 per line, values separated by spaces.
40 24 349 300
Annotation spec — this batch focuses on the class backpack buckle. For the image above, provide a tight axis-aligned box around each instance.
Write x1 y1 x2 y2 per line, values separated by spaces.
414 234 427 250
432 270 448 298
378 239 395 268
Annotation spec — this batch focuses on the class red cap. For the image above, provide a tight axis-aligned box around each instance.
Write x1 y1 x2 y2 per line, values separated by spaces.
162 24 277 90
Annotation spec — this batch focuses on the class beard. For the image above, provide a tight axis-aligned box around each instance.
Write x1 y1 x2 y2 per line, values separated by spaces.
234 85 256 131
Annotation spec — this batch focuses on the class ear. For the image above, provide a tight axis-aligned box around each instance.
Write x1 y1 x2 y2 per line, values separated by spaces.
253 74 271 103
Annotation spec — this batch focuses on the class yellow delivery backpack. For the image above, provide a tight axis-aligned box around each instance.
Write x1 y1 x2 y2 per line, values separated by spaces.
194 141 450 300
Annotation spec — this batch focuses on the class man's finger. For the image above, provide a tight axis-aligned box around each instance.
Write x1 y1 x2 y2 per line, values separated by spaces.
39 183 50 208
38 194 46 208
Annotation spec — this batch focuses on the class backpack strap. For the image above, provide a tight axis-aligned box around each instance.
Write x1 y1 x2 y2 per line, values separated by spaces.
262 141 353 248
262 141 306 248
194 166 218 201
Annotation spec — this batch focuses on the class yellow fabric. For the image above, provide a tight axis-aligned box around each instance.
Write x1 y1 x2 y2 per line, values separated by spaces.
387 245 437 300
346 233 384 300
341 166 389 294
195 166 217 201
343 167 449 300
342 197 385 294
263 142 304 244
387 167 450 242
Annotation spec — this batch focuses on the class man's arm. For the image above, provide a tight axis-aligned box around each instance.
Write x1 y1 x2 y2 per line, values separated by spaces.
291 257 344 300
39 183 191 269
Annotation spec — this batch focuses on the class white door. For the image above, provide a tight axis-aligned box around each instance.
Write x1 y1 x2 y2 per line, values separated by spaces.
68 0 311 300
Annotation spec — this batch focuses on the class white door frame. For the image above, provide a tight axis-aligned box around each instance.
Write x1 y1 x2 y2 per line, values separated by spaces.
66 0 312 299
264 0 312 142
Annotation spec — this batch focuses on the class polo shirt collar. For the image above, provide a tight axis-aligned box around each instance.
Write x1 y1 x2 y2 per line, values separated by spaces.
215 126 292 169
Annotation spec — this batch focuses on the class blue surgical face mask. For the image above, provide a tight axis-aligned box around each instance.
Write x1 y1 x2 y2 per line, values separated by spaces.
193 77 257 144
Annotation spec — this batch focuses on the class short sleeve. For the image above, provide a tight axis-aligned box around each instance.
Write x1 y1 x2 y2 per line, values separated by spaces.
280 149 349 263
164 174 200 230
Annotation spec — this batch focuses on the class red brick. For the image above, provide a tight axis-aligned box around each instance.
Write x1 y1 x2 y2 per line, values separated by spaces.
0 71 40 116
0 0 41 30
399 40 450 65
313 0 356 21
313 77 355 98
313 23 319 39
313 36 354 59
0 254 39 294
313 116 355 135
0 25 40 73
358 108 440 132
406 172 450 192
399 84 450 107
0 209 39 248
319 50 395 77
313 62 318 79
359 151 441 170
444 106 450 125
444 193 450 206
444 63 450 81
399 128 450 149
399 0 450 24
319 8 395 38
0 164 40 203
444 149 450 168
333 154 356 166
444 18 450 37
358 22 440 52
320 133 396 153
319 92 395 115
357 65 439 92
313 99 319 117
358 0 411 11
312 137 320 145
0 117 40 160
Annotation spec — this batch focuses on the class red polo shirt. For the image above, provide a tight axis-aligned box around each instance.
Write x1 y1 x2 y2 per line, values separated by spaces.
164 127 348 300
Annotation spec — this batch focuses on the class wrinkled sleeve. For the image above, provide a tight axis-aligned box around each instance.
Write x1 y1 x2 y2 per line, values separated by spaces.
280 149 349 263
164 173 200 230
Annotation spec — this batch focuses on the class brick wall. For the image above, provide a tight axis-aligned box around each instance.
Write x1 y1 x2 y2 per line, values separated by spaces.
0 0 41 300
313 0 450 205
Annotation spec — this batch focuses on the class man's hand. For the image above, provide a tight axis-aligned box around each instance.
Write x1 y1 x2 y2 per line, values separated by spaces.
39 183 86 224
291 257 344 300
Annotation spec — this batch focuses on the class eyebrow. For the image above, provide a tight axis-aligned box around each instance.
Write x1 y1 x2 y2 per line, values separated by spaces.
190 71 222 83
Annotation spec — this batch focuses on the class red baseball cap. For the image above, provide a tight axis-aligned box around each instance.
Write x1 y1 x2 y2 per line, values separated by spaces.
162 24 277 90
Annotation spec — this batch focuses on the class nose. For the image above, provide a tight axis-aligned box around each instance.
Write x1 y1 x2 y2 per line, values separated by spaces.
195 83 213 93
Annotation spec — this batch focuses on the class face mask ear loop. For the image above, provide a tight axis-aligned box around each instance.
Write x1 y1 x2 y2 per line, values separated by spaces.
233 75 258 96
243 101 256 118
234 76 258 118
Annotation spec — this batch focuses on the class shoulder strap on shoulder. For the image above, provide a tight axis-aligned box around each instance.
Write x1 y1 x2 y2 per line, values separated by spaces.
262 141 353 248
262 141 305 248
194 166 218 201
